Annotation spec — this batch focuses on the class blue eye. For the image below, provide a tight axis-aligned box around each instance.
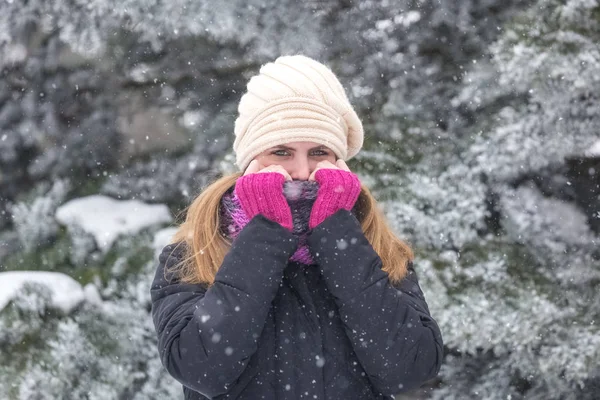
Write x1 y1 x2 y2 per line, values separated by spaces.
270 149 328 156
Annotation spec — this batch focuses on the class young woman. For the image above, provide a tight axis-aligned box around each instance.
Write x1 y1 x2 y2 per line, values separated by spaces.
150 55 443 400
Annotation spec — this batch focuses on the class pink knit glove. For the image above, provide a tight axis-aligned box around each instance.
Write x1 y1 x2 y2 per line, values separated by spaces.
309 169 361 229
234 172 294 231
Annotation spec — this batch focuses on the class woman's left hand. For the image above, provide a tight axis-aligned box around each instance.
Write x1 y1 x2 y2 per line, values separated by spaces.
308 159 351 181
308 159 361 229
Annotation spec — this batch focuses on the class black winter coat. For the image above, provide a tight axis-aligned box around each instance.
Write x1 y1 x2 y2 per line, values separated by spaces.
151 209 443 399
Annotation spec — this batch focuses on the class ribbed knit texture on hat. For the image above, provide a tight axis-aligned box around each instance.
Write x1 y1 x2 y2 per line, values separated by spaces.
233 55 364 171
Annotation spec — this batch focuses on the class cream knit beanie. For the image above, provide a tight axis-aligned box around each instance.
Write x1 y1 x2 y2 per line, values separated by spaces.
233 55 364 171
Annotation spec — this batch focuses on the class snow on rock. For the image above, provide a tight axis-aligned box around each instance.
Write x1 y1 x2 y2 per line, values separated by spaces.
55 195 172 253
83 283 103 306
0 271 85 313
153 227 179 256
585 139 600 157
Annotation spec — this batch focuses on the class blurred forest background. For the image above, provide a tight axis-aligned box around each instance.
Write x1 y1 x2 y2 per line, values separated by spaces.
1 0 599 399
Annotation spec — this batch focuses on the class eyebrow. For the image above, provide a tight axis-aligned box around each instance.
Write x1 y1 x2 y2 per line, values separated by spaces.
273 145 328 151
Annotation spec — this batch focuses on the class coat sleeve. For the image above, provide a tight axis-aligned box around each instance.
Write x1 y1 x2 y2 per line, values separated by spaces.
150 215 299 398
307 209 443 395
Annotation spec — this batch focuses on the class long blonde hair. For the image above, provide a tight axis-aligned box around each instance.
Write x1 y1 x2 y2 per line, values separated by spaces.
168 172 413 286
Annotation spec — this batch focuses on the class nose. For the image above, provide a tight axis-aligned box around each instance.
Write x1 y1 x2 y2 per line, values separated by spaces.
290 158 311 181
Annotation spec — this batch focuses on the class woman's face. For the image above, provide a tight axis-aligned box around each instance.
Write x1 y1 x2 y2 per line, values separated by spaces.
254 141 337 181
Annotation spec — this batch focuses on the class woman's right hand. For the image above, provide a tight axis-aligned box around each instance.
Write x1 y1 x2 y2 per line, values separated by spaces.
234 160 294 231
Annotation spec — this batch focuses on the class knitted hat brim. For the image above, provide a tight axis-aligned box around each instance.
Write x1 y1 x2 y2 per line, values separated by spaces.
236 130 348 171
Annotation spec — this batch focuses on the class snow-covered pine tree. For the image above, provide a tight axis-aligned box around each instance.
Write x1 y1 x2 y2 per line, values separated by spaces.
374 0 600 398
1 0 598 399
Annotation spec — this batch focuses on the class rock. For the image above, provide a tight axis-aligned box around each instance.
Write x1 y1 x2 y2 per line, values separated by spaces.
55 195 172 253
0 271 85 313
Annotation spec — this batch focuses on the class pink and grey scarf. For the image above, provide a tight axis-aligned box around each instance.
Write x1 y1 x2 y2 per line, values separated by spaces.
220 180 320 265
